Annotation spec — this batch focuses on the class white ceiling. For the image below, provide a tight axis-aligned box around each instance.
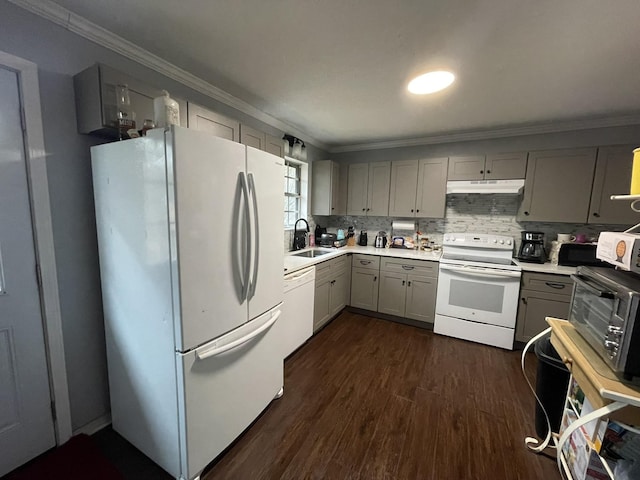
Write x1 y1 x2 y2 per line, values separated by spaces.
45 0 640 149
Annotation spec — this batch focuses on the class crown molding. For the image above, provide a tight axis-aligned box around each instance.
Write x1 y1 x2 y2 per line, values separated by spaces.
8 0 328 150
329 114 640 153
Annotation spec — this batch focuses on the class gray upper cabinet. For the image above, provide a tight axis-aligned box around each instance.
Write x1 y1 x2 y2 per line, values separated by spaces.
447 155 486 180
239 124 266 150
347 163 370 215
73 63 187 138
388 160 419 217
347 162 391 216
312 160 346 216
588 145 639 225
416 157 448 218
485 152 528 180
265 134 284 158
389 157 448 218
187 103 240 142
448 153 527 180
517 148 597 223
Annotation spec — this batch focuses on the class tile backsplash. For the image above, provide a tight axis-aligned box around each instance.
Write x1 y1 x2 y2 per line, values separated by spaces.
312 194 632 252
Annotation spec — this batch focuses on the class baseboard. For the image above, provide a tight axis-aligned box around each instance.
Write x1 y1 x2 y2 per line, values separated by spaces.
71 413 112 437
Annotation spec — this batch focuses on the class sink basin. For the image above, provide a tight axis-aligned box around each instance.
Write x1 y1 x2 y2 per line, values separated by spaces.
291 249 332 258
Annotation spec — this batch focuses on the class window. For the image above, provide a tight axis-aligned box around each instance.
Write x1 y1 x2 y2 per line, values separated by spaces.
283 157 308 229
284 160 301 228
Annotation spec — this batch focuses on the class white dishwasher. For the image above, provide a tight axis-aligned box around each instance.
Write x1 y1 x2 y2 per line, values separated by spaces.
282 266 316 358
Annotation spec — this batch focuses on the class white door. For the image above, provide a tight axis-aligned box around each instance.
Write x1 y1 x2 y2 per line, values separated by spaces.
0 66 55 475
171 127 248 351
178 305 283 479
246 147 284 321
436 262 521 328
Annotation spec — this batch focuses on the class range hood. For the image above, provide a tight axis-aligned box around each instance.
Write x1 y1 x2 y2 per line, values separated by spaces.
446 179 525 194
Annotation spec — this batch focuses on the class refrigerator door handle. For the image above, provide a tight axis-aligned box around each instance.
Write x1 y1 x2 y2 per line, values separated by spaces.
247 172 260 300
195 310 281 360
239 172 252 302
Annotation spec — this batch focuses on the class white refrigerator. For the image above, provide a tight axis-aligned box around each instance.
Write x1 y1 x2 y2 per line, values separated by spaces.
91 126 284 480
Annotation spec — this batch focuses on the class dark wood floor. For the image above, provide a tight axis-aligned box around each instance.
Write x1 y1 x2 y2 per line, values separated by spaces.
202 311 561 480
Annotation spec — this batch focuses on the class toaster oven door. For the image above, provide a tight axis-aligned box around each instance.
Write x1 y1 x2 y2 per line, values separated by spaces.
569 274 621 370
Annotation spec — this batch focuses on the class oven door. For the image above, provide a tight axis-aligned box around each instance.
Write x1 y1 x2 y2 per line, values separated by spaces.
568 274 620 369
436 262 521 328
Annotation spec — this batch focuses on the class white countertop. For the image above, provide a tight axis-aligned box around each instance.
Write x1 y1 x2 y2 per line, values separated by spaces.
284 245 442 275
284 246 576 276
512 259 576 276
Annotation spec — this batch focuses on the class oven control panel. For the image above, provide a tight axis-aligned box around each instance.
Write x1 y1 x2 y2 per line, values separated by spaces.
443 233 513 250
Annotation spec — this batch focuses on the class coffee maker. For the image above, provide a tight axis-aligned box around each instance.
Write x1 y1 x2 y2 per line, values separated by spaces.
518 231 547 263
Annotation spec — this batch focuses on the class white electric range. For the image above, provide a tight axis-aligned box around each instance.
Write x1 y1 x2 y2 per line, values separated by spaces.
434 233 522 350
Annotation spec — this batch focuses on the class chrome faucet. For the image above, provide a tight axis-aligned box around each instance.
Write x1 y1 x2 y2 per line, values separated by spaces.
292 218 310 251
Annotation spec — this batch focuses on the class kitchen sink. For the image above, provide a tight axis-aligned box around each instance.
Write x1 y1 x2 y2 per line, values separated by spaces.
291 249 332 258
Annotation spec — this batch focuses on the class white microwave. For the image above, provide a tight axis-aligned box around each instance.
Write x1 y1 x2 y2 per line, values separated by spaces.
596 232 640 273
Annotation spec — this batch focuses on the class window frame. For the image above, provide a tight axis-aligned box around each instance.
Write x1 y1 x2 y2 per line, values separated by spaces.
283 156 309 230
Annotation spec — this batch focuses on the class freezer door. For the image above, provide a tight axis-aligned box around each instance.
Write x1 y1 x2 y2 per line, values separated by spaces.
176 305 283 479
246 147 285 320
170 127 249 351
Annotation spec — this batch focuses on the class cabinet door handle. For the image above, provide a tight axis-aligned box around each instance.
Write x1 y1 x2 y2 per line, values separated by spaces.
407 280 412 287
331 280 336 285
593 212 600 217
545 282 566 290
374 276 377 282
362 208 366 212
367 208 370 211
410 209 414 213
416 209 419 213
402 265 414 270
486 170 491 174
524 211 530 216
331 207 335 210
402 280 405 286
521 297 528 304
360 260 371 265
480 170 484 174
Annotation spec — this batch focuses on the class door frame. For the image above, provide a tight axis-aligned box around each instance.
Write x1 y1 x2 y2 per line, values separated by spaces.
0 50 72 444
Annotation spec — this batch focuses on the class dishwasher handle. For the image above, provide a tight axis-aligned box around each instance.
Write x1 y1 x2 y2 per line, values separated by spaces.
285 268 315 282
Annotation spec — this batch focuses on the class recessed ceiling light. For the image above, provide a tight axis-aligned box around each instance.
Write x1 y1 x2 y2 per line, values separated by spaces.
408 71 455 94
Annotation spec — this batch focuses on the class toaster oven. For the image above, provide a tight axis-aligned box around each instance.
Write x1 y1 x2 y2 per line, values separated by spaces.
569 266 640 381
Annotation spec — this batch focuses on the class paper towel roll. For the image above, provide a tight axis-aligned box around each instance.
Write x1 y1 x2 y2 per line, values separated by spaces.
392 220 416 231
632 148 640 195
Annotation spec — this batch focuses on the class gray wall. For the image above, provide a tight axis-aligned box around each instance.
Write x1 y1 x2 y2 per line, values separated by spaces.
0 1 328 431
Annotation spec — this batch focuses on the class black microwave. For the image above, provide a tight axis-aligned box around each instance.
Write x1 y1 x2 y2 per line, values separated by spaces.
558 243 610 267
569 266 640 381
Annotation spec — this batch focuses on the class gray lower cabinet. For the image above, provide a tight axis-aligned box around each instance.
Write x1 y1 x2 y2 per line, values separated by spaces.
404 274 438 323
313 255 352 332
350 254 380 310
377 257 438 323
515 272 574 342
